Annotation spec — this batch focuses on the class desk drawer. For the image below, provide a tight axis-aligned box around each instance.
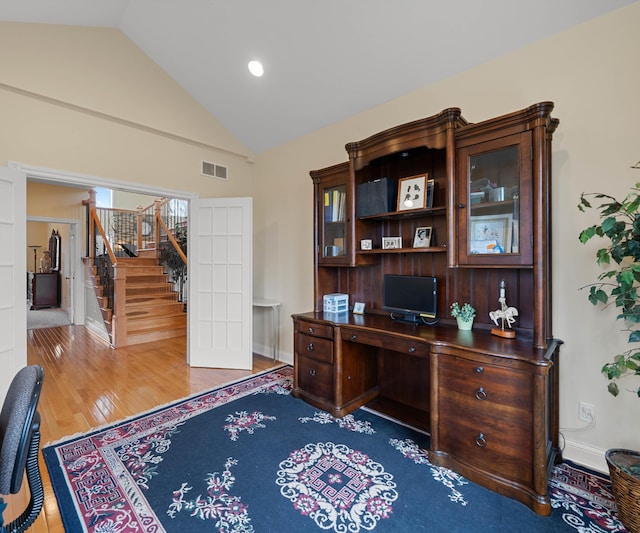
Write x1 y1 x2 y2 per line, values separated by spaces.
297 354 335 400
341 328 428 356
297 319 333 340
439 355 531 409
437 355 533 483
296 332 333 364
438 412 533 483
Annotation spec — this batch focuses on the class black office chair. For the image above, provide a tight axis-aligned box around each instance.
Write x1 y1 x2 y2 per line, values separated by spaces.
0 365 45 533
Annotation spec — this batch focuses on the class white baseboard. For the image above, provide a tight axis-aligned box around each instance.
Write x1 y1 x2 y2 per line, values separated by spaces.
252 341 292 365
84 319 109 342
562 437 608 473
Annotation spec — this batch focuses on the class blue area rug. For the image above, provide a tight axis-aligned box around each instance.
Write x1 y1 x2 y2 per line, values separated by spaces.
43 365 626 532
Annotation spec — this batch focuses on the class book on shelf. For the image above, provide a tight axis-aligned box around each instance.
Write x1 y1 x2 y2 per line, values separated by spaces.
325 189 346 222
426 179 435 209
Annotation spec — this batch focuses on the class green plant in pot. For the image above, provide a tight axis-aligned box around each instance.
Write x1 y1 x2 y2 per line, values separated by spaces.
159 224 187 304
450 302 476 330
578 183 640 399
578 182 640 533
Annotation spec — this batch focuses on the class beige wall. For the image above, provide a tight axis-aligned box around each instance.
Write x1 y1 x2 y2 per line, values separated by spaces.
26 222 51 271
2 4 639 470
254 3 640 468
0 22 255 196
111 190 159 211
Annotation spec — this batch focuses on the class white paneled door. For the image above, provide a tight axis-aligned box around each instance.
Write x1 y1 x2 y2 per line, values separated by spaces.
0 166 27 400
189 197 253 370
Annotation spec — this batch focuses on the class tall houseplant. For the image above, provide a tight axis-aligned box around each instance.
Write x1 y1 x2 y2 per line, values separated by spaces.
579 181 640 533
578 182 640 399
159 224 187 303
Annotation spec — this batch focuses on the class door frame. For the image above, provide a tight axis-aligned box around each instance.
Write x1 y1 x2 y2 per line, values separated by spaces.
13 161 196 357
26 216 81 323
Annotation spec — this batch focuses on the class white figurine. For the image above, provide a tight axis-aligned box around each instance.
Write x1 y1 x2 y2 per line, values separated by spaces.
489 281 517 338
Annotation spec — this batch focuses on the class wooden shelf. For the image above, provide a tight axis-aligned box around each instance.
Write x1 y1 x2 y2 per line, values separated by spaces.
358 246 446 255
470 199 513 212
358 206 446 221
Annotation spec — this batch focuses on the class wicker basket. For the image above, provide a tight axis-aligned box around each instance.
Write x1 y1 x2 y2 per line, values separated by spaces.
606 448 640 533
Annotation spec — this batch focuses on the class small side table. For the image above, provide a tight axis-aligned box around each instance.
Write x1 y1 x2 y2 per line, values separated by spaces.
253 298 281 362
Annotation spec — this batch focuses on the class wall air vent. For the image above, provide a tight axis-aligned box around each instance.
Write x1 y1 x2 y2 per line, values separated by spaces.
201 160 228 180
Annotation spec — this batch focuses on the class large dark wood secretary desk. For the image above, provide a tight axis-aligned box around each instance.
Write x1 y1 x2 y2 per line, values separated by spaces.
292 103 562 516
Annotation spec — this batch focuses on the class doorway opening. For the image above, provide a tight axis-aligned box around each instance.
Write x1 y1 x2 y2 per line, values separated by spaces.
25 167 193 349
26 217 78 329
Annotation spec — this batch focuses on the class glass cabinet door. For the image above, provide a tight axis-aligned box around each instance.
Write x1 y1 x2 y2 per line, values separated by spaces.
458 131 532 266
311 161 352 266
320 183 348 262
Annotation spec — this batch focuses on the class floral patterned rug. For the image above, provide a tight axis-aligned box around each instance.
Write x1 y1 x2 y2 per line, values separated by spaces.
43 365 627 532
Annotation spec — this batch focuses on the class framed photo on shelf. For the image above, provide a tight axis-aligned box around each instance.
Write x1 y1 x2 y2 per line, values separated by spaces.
382 236 402 250
469 214 513 253
397 174 427 211
413 226 432 248
353 302 365 315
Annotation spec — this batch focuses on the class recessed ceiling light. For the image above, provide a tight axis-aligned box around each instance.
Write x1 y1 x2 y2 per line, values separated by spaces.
248 60 264 77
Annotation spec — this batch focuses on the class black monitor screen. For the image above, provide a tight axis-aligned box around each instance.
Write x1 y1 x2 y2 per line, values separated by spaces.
383 275 437 322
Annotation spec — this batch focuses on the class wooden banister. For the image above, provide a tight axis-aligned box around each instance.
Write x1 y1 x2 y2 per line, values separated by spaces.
158 215 188 265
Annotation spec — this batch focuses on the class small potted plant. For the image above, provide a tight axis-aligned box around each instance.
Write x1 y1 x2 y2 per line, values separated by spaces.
450 302 476 330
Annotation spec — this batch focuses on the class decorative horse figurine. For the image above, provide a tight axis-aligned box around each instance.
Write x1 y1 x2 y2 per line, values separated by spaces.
490 281 518 339
489 305 519 329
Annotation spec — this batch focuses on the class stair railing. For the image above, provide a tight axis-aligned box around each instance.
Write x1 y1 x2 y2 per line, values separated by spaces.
155 198 188 304
84 190 128 347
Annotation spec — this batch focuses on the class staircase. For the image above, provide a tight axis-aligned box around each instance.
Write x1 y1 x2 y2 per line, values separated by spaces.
122 252 186 345
84 192 188 347
85 250 186 346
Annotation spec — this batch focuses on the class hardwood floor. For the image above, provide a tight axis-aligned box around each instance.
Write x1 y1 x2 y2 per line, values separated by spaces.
3 325 280 532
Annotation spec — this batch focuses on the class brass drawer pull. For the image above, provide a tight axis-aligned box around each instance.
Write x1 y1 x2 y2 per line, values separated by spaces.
476 366 484 373
308 327 315 335
309 368 316 376
475 387 487 400
307 343 314 351
408 347 416 353
475 433 487 448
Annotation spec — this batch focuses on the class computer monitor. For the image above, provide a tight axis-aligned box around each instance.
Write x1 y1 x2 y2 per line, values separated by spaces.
383 274 437 324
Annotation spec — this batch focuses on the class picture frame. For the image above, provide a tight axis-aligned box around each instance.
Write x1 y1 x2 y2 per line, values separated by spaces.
469 214 513 254
360 239 372 250
353 302 365 315
413 226 432 248
397 174 427 211
382 236 402 250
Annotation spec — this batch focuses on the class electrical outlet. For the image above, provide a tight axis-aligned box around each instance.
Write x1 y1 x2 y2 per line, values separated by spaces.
579 402 595 423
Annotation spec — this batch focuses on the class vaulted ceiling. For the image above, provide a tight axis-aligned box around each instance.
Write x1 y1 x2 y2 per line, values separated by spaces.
0 0 635 154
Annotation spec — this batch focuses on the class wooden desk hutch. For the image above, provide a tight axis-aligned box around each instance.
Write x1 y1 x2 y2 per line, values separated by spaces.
292 102 561 515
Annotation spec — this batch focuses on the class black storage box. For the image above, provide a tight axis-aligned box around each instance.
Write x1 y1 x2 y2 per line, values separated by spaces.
356 178 397 217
